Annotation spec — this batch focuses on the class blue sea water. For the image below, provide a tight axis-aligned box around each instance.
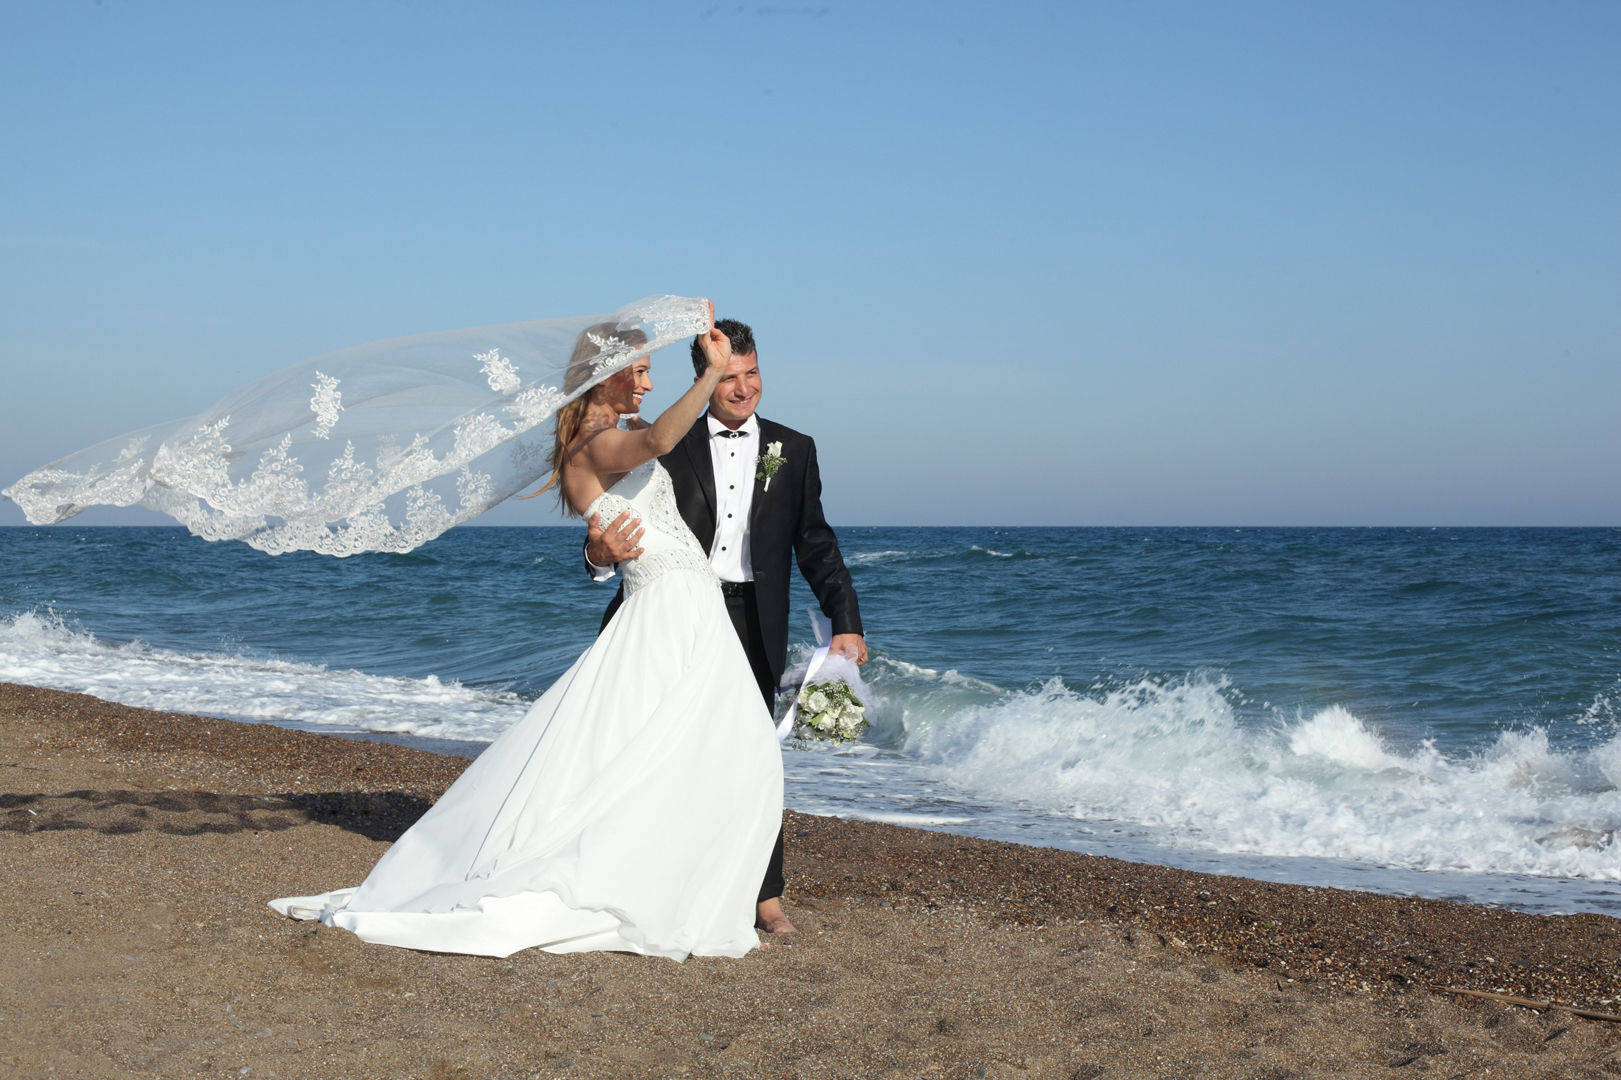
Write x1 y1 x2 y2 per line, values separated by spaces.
3 524 1620 914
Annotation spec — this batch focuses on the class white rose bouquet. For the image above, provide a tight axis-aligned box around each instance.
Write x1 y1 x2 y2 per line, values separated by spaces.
789 651 868 744
796 680 867 743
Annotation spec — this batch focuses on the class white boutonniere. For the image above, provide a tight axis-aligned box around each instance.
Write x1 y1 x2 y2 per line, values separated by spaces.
756 440 786 491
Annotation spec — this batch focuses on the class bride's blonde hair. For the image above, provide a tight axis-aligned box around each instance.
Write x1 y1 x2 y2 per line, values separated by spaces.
520 322 648 513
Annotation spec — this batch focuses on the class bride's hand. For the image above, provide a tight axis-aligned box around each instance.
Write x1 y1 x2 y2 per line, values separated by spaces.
697 309 733 371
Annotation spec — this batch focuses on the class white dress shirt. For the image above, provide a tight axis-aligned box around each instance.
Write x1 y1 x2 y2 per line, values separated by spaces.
706 413 758 582
586 412 761 583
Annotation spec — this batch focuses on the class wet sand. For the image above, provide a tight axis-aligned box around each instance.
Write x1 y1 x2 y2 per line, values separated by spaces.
3 680 1619 1078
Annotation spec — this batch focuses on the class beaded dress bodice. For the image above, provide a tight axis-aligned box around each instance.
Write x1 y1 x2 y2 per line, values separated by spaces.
584 461 716 597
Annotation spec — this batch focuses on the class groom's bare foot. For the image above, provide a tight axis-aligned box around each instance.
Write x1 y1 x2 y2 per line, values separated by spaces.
755 897 796 935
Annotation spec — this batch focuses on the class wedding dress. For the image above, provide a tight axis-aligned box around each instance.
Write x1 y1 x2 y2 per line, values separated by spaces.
270 460 783 960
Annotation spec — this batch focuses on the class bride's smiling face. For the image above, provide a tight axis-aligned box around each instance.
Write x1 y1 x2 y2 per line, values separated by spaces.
600 360 653 413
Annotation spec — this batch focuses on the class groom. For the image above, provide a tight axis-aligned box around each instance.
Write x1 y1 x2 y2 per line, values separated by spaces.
585 318 866 935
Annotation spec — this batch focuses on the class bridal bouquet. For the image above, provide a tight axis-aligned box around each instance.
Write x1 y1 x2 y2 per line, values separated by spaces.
792 652 869 744
797 679 867 743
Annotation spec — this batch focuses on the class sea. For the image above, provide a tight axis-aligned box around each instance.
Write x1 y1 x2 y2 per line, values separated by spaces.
3 524 1619 916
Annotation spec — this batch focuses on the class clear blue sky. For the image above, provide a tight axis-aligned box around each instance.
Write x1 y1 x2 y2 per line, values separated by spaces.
3 1 1616 526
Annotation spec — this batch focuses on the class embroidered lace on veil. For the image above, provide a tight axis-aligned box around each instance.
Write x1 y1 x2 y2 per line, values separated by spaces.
2 296 712 556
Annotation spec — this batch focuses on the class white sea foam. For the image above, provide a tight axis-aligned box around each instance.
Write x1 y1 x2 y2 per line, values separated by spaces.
1579 681 1621 729
883 658 942 678
0 610 526 744
837 812 976 827
11 607 1621 907
898 671 1621 883
847 550 910 566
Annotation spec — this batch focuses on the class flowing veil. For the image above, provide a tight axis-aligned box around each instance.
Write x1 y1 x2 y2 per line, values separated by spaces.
3 296 711 556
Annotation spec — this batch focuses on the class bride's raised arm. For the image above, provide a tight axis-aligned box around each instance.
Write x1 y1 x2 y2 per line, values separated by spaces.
559 315 732 512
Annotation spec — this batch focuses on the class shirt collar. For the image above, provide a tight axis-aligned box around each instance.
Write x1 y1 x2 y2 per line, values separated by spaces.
707 413 759 439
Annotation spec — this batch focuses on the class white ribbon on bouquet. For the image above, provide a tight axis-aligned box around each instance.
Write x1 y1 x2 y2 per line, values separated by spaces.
777 609 868 742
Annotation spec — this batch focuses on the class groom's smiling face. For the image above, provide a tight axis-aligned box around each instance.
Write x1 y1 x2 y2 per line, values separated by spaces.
706 351 762 429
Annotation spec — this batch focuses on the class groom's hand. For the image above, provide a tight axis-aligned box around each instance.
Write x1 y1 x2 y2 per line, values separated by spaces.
586 510 645 567
830 633 868 666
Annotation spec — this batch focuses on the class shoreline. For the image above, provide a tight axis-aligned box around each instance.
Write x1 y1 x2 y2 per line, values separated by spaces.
4 680 1618 1077
11 673 1613 917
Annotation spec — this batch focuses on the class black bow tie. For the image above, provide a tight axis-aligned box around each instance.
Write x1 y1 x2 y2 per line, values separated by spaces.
714 429 750 439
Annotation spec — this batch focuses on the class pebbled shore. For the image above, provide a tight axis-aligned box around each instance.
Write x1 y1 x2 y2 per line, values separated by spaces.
3 680 1619 1079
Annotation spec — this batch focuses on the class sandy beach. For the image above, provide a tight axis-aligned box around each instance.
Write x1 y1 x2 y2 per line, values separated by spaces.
3 680 1618 1079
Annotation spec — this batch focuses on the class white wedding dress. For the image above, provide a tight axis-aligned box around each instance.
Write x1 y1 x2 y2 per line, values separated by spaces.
270 461 784 960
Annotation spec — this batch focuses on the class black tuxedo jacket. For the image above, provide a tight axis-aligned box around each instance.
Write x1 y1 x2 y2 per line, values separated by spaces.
602 416 862 690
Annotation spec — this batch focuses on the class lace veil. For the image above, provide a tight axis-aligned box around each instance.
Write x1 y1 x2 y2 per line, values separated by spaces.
2 295 712 556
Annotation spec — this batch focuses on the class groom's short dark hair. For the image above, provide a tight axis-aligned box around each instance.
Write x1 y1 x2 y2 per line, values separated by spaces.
691 319 756 376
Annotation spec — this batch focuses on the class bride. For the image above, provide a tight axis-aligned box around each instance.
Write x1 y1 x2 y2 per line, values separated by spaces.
270 310 784 960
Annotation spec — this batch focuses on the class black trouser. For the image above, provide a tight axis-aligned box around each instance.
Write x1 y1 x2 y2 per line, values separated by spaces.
721 581 785 903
